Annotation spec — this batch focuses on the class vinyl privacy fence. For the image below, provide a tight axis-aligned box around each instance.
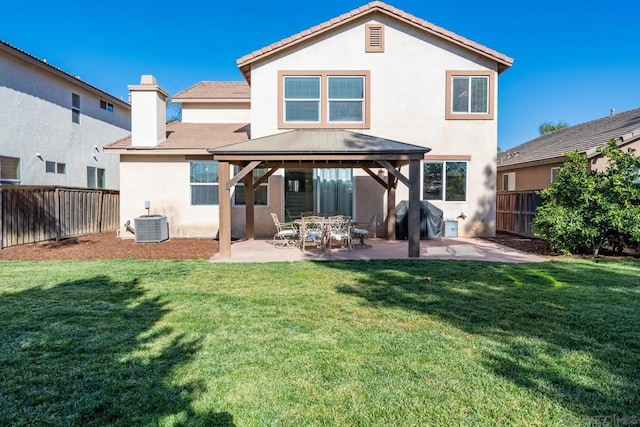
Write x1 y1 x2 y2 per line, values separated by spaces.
0 185 119 248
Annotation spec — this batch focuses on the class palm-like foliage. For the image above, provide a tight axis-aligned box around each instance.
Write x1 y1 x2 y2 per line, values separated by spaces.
538 120 569 135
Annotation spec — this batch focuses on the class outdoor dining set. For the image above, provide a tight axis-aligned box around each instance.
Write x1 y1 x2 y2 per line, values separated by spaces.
270 212 375 253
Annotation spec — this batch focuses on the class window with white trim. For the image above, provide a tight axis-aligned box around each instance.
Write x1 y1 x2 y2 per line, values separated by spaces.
87 166 105 188
550 167 560 184
0 155 20 183
233 166 268 206
279 71 370 128
72 93 80 124
284 76 321 123
328 77 364 122
445 71 494 120
423 161 467 201
503 172 515 191
46 161 66 174
190 161 218 205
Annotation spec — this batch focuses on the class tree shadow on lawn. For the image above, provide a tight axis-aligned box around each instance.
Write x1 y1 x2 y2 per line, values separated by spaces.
0 275 234 426
328 259 640 418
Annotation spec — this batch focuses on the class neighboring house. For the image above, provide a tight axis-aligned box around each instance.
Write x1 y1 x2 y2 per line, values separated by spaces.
105 1 513 253
0 40 130 189
497 107 640 191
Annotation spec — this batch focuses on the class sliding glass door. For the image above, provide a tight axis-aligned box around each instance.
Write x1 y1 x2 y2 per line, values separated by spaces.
284 168 353 218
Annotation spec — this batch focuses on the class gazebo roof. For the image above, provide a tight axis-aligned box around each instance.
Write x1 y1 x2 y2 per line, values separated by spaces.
209 129 430 167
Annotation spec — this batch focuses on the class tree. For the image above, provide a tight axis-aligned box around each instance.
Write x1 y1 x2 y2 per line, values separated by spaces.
533 139 640 256
538 120 569 135
166 97 182 123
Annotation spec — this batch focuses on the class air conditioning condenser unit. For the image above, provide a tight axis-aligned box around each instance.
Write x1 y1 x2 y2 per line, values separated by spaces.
134 215 169 243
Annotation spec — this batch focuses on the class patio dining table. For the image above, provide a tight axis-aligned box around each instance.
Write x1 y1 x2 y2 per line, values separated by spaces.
294 216 353 253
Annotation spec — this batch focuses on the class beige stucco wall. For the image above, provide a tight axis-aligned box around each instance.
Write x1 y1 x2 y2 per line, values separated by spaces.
118 154 280 239
249 15 501 237
181 102 251 123
497 162 563 191
590 140 640 171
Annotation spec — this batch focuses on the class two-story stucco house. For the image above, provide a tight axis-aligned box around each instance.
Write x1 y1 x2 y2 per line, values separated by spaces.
0 40 130 189
105 1 513 257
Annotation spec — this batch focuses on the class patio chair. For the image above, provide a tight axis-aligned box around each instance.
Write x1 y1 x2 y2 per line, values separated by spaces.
327 215 352 253
352 213 376 248
299 215 325 251
270 213 299 248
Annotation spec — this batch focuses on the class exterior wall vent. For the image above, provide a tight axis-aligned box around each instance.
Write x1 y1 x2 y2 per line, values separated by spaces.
366 24 385 53
134 215 169 243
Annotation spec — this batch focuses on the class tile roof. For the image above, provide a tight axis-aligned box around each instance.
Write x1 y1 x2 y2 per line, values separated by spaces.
173 81 250 100
104 122 250 151
498 107 640 168
0 39 129 109
236 1 513 80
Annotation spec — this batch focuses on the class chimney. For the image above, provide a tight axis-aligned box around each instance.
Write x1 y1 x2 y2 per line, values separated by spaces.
610 108 615 118
128 75 169 147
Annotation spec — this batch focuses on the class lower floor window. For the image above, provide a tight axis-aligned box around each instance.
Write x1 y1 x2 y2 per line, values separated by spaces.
423 161 467 201
0 155 21 183
190 161 219 205
233 166 268 206
87 166 105 188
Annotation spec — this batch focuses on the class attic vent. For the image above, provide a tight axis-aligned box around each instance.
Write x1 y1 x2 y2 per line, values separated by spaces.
366 24 385 53
134 215 169 243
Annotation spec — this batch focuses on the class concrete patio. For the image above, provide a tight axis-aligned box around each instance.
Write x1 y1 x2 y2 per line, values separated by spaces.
209 237 548 263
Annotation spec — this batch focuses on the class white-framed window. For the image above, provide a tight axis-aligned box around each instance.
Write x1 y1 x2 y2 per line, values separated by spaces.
87 166 105 188
633 167 640 185
284 76 321 123
233 166 269 206
72 93 80 124
328 76 364 122
503 172 516 191
0 155 20 183
100 99 114 112
190 161 218 206
445 71 494 120
550 167 560 184
46 161 66 174
422 161 467 201
279 71 370 129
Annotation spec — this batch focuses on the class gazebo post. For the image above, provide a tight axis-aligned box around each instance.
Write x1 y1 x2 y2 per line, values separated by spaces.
386 172 396 240
408 159 421 258
243 173 255 240
218 161 232 258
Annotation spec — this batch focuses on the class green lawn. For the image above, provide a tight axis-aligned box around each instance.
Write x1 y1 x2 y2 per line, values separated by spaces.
0 259 638 426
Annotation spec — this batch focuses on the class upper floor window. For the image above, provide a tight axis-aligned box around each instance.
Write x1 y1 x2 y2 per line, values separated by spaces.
278 71 370 129
423 161 467 201
46 161 66 174
445 71 494 120
72 93 81 124
100 99 114 112
0 155 20 184
190 161 218 206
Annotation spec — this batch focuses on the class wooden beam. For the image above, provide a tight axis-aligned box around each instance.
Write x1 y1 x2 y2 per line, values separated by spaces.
362 167 388 188
254 167 279 186
408 159 421 258
225 160 261 190
377 160 410 187
218 161 232 258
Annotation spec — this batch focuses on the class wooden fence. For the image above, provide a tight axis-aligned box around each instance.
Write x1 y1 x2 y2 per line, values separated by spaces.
0 185 119 248
496 191 542 237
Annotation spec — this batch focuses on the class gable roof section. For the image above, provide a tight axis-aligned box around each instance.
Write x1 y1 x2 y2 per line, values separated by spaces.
236 1 513 81
0 40 130 109
498 107 640 169
173 81 250 102
104 122 250 154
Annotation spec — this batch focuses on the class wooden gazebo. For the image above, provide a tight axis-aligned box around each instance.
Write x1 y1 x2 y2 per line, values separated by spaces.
209 130 430 258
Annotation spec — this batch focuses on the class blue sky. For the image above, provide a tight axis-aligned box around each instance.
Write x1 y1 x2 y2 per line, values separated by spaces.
3 0 639 150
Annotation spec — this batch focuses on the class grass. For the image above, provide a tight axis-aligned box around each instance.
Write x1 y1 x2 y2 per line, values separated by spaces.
0 258 639 426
